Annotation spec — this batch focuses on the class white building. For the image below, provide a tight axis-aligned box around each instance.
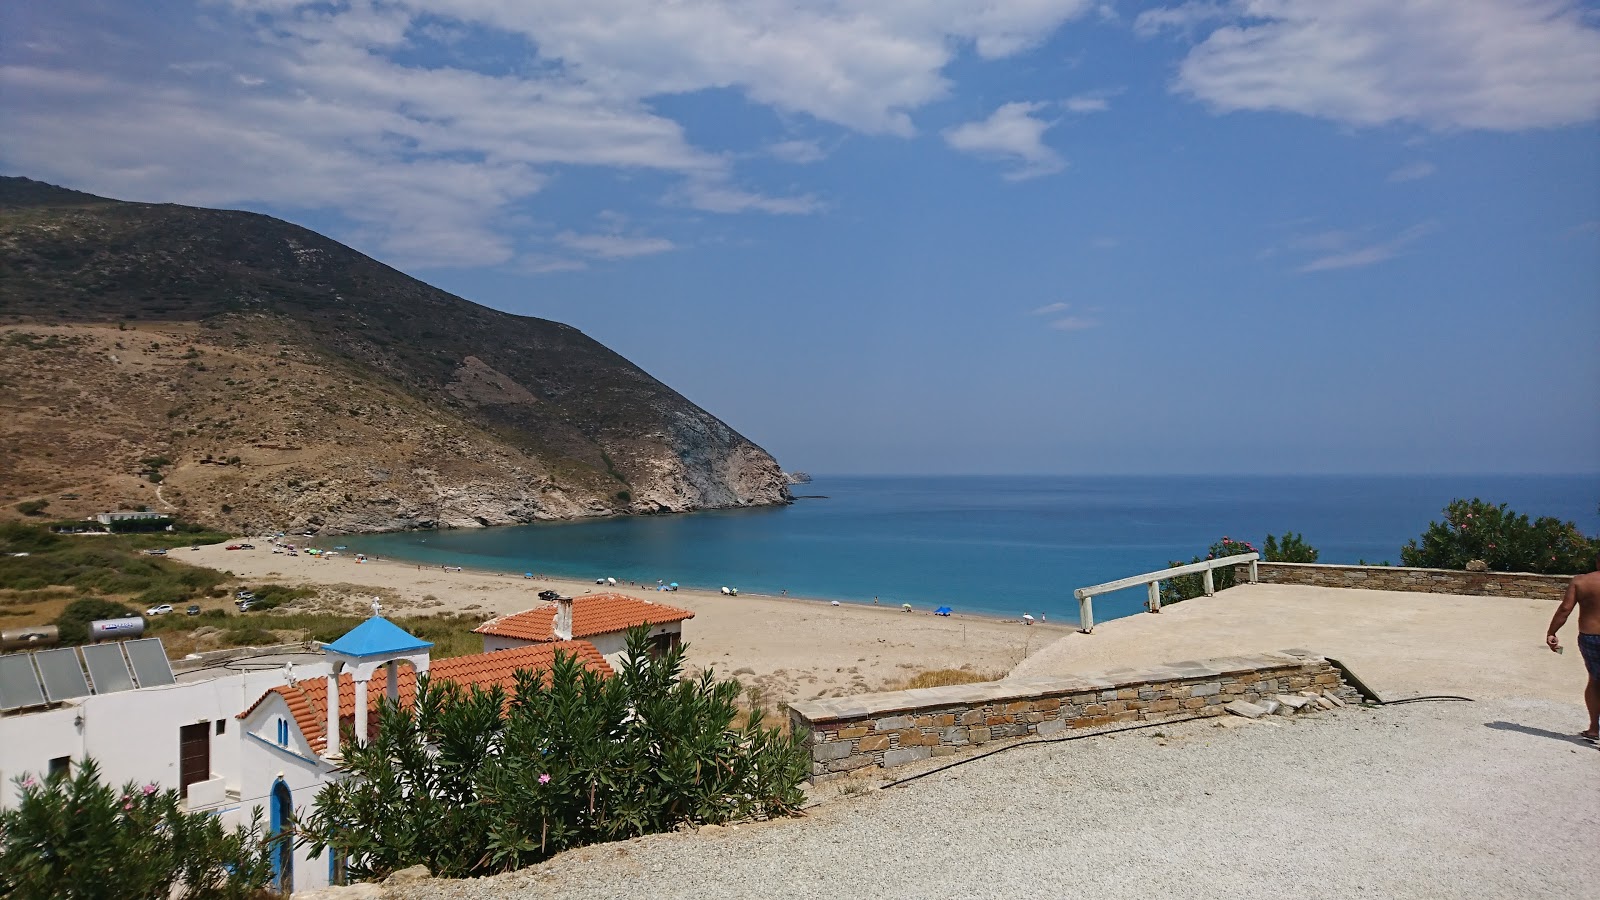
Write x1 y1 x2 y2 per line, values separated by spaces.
0 618 611 894
473 592 694 667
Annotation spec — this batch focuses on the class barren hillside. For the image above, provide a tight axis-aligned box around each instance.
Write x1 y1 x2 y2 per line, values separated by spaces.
0 177 790 533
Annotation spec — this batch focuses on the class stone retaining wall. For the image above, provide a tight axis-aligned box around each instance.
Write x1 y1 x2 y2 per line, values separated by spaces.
1237 562 1569 601
788 650 1357 781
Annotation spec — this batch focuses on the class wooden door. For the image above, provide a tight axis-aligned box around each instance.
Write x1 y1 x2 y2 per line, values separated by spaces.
179 722 210 797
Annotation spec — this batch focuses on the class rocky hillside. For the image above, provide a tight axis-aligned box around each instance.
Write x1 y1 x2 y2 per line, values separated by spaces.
0 177 790 533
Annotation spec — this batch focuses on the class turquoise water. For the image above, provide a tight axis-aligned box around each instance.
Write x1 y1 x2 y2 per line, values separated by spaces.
339 475 1599 624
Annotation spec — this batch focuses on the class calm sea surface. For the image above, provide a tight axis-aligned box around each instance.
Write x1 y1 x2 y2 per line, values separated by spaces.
339 475 1599 624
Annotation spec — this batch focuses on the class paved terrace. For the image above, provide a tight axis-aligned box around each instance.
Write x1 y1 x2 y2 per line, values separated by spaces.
1012 582 1586 703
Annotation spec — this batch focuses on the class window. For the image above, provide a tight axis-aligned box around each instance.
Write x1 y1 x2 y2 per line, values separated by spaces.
647 631 680 659
48 756 71 778
215 719 226 735
276 718 289 746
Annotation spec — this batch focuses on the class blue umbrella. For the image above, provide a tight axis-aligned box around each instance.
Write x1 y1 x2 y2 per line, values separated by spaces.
934 606 953 616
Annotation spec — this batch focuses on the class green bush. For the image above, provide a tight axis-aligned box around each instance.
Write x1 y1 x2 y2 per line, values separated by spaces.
302 628 808 880
0 758 273 900
1264 531 1319 563
224 626 277 646
1160 537 1255 606
14 500 48 516
53 598 137 644
1400 499 1599 575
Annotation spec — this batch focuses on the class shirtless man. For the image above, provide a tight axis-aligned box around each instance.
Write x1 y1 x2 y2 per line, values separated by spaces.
1546 553 1600 741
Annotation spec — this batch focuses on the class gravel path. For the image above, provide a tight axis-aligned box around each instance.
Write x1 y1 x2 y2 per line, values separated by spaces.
388 699 1597 900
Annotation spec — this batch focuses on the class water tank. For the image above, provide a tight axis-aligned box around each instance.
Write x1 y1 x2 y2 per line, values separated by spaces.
0 625 59 650
89 617 145 641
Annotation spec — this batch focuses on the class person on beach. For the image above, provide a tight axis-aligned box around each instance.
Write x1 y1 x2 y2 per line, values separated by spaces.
1546 553 1600 741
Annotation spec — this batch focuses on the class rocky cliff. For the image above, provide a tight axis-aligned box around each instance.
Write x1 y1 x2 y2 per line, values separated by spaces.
0 177 790 533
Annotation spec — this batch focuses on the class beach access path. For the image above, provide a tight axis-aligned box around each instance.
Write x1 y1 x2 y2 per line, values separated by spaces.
1011 582 1586 703
186 542 1068 707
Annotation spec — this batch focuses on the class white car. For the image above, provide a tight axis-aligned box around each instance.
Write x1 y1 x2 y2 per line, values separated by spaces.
145 604 174 616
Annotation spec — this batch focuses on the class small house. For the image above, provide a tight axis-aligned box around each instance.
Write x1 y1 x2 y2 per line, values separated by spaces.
473 592 694 667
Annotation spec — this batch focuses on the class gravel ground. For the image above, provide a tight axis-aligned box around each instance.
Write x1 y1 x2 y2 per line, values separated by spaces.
386 699 1598 900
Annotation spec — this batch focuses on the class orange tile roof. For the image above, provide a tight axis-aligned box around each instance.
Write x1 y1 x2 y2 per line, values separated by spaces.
473 593 694 642
239 640 612 754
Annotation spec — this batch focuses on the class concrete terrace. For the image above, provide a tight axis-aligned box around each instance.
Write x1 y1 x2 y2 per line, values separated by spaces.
1012 582 1587 703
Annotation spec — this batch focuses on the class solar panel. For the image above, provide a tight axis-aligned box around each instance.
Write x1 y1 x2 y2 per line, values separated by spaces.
124 639 175 688
83 643 135 694
0 652 46 711
35 648 92 702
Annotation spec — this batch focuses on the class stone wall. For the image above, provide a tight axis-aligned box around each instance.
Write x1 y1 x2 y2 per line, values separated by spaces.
789 650 1357 781
1238 562 1570 601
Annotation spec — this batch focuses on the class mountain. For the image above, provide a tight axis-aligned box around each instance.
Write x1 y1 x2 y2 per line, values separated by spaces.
0 177 791 533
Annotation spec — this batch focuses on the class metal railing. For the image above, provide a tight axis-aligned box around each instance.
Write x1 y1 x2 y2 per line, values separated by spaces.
1073 552 1260 633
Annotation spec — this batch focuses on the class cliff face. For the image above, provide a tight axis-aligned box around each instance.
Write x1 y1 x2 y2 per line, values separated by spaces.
0 177 790 533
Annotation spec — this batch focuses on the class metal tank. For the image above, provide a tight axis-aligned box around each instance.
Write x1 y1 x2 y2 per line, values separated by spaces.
88 617 145 641
0 625 59 650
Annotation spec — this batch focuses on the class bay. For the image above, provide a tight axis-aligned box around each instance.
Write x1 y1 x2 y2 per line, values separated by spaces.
339 475 1599 624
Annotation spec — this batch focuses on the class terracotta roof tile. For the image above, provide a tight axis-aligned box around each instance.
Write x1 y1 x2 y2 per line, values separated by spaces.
473 593 694 642
239 641 612 754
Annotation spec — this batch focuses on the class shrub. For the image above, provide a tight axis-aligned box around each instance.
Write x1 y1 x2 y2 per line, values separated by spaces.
53 598 137 644
1263 531 1319 563
1400 499 1599 575
0 758 273 900
224 626 277 646
1160 537 1255 606
14 500 48 516
302 628 808 880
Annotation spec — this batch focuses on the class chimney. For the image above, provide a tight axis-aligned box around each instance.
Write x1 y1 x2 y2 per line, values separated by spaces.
553 596 573 641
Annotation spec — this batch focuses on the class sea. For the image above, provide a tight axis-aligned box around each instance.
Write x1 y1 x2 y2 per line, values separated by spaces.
338 475 1599 625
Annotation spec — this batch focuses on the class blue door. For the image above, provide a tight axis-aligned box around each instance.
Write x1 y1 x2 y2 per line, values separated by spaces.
270 779 294 893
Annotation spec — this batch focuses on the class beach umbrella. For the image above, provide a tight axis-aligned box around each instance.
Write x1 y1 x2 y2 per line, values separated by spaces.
670 582 679 589
524 572 534 579
901 603 912 611
935 606 952 616
1022 613 1035 623
830 600 841 606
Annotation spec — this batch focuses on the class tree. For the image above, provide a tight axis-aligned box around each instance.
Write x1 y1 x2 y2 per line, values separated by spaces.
14 500 48 517
1264 531 1318 563
1401 498 1598 575
1161 537 1256 605
0 758 273 900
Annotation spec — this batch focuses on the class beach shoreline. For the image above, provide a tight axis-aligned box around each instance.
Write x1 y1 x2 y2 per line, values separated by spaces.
187 538 1070 708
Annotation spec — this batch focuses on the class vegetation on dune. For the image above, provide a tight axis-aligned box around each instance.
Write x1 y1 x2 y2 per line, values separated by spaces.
894 668 1002 689
0 758 273 900
1401 499 1598 575
0 524 228 625
302 628 809 881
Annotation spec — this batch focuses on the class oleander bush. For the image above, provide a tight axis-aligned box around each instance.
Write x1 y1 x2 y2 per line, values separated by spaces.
0 758 273 900
1401 499 1598 575
302 627 809 881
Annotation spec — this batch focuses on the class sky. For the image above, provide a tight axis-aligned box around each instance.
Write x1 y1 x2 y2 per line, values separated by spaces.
3 1 1598 476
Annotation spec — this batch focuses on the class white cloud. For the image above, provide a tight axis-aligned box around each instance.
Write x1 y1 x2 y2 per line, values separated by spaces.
0 1 1104 268
1296 222 1438 273
766 139 827 164
944 101 1067 180
554 231 676 259
1163 1 1600 130
1133 2 1233 38
1028 301 1097 330
1064 92 1111 113
1387 161 1437 182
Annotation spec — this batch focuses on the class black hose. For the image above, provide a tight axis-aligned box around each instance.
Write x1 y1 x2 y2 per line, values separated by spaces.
1379 695 1475 705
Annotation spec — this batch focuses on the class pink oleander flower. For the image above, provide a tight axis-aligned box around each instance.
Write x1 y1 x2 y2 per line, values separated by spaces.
123 799 134 811
21 776 36 789
538 773 551 784
142 783 158 796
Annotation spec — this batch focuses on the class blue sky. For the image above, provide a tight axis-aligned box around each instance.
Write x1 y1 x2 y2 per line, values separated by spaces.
4 1 1598 475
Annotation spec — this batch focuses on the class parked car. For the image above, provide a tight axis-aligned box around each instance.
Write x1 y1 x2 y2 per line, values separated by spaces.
236 599 257 612
537 589 561 602
145 604 174 616
185 605 202 616
238 543 255 550
225 544 243 550
236 590 256 600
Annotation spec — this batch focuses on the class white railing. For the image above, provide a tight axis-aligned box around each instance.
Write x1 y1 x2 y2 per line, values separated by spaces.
1072 552 1260 633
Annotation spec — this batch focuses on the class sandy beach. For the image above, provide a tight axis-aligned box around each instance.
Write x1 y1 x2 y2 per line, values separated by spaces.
186 541 1068 708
